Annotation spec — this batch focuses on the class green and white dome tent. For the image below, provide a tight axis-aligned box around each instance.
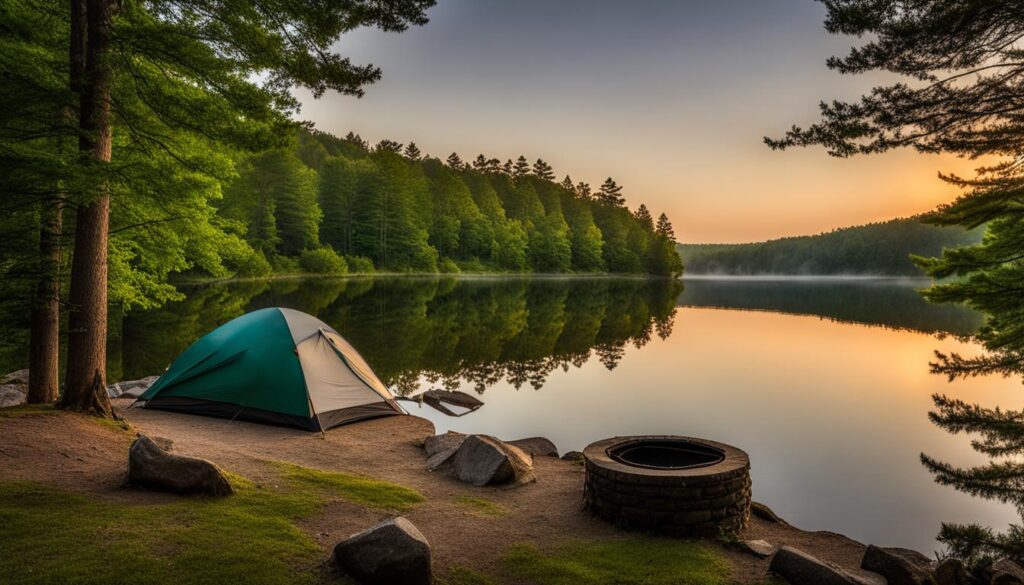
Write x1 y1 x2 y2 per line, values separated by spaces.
138 307 406 431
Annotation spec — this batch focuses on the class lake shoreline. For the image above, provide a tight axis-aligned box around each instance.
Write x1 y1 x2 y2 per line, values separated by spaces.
1 401 878 584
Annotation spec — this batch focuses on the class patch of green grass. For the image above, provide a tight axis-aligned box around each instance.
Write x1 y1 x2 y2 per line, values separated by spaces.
0 479 325 585
0 404 59 418
455 495 507 517
438 565 498 585
269 460 424 512
501 538 734 585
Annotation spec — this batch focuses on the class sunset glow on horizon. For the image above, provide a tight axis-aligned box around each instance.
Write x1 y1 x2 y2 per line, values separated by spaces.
296 0 984 244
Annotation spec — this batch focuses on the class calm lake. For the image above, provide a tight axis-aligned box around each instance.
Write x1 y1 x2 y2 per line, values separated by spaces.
116 275 1016 553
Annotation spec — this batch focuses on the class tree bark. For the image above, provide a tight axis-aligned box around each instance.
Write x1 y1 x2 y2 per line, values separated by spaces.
27 0 86 404
26 200 62 403
61 0 114 417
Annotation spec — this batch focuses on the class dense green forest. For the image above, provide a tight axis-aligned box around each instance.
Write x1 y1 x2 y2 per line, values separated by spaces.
112 277 681 395
677 218 982 276
220 129 683 278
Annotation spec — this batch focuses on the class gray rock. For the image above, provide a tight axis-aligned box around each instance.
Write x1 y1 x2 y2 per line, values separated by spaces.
993 559 1024 585
508 436 558 457
933 558 968 585
741 539 776 559
332 517 431 585
560 451 584 464
860 545 933 585
770 546 885 585
751 501 787 525
0 369 29 386
423 431 466 458
0 384 27 408
436 434 534 487
128 435 233 496
107 375 159 398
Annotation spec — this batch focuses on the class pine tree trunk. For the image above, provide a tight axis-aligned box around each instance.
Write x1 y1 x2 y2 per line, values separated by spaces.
26 199 63 403
27 0 86 404
60 0 114 418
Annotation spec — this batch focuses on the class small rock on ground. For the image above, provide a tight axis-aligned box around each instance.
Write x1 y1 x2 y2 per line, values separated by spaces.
740 539 776 559
332 517 431 585
128 434 233 496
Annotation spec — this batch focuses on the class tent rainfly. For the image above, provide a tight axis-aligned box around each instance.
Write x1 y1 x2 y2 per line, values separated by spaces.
138 307 405 431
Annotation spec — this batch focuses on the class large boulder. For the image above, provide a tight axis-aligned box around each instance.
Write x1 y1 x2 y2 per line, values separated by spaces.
0 384 27 408
107 375 159 399
860 545 933 585
0 369 29 408
429 434 534 486
994 559 1024 585
932 558 968 585
508 437 558 457
0 369 29 386
332 517 432 585
770 546 885 585
128 435 233 496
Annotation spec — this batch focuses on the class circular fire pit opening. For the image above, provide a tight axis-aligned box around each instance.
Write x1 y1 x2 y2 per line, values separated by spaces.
584 436 751 537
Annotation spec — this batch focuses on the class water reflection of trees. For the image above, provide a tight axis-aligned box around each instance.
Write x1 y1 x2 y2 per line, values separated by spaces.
120 277 682 394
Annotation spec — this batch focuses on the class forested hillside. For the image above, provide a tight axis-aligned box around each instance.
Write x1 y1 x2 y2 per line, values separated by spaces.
677 218 982 276
218 129 682 278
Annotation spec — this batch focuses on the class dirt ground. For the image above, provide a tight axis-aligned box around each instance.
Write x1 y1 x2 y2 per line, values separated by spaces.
0 400 874 583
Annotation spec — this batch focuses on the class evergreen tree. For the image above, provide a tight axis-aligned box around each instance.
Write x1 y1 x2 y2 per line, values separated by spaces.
502 159 514 176
485 158 502 174
597 177 625 207
472 154 489 171
346 132 370 151
635 204 654 231
771 0 1024 564
560 175 574 192
513 155 530 179
576 182 592 201
446 152 464 170
656 213 675 241
533 159 555 181
375 139 403 154
403 142 422 161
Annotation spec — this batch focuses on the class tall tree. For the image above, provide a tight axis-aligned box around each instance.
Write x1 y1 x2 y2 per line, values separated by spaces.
769 0 1024 563
597 177 625 207
560 175 574 192
403 142 422 161
655 213 675 240
375 139 403 154
576 181 592 201
446 152 464 170
472 154 489 171
634 204 654 231
502 159 513 176
532 159 554 181
56 0 434 415
513 155 530 179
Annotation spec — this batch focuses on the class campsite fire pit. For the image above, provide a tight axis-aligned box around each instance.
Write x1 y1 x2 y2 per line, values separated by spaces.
583 436 751 537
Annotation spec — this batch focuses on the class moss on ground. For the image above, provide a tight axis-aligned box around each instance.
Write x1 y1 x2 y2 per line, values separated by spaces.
0 461 424 585
268 460 424 512
0 404 60 418
454 495 507 517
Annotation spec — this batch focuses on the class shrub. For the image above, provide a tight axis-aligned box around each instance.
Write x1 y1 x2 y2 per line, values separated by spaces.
298 248 348 275
233 251 273 278
345 255 375 274
439 258 461 274
270 255 301 275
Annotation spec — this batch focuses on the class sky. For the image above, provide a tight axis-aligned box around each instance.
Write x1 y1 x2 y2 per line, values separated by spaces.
295 0 979 244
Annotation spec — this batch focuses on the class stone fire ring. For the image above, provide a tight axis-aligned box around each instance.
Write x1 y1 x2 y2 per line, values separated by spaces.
583 435 752 537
